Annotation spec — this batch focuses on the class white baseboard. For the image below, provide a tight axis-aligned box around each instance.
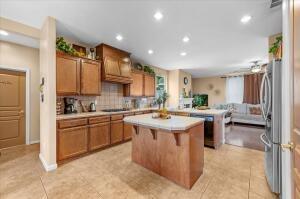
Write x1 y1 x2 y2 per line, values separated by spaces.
39 153 57 172
29 140 40 144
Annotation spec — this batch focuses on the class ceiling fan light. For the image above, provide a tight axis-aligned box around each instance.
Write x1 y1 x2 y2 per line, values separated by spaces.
251 66 261 73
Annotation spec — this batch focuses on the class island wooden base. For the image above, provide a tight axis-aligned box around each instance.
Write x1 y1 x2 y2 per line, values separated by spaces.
131 123 204 189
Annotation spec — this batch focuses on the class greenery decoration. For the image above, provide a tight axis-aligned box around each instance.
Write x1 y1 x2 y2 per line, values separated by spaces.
143 65 156 75
56 37 76 55
269 36 282 56
134 63 143 71
156 91 169 109
192 94 208 108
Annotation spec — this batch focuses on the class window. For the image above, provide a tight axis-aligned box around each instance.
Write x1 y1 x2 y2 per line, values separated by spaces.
155 75 166 97
226 76 244 103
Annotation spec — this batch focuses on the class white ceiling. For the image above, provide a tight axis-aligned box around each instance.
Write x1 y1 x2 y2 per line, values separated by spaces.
0 0 282 77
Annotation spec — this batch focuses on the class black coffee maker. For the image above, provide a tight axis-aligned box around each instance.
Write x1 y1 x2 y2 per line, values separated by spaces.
64 97 77 114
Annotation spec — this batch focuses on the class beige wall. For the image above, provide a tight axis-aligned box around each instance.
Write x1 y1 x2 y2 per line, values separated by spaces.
0 41 40 142
192 76 226 106
39 17 57 169
167 69 192 108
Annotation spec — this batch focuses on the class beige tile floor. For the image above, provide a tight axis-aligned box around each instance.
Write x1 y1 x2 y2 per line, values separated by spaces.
0 142 277 199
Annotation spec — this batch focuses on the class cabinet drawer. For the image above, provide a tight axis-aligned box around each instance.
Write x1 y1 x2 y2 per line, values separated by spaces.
89 116 110 124
58 118 88 129
111 114 123 121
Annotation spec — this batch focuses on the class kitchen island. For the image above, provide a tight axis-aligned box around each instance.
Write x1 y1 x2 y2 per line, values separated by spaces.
124 114 205 189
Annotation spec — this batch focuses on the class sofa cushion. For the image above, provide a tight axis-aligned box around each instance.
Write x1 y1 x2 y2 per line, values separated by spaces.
247 104 261 115
231 113 264 122
232 103 247 114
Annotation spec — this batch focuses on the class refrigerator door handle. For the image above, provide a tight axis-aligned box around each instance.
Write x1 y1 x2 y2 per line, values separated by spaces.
265 74 272 118
260 73 267 120
260 133 271 148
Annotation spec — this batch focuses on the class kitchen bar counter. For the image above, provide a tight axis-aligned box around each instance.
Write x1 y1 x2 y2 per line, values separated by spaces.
124 114 204 189
124 114 204 131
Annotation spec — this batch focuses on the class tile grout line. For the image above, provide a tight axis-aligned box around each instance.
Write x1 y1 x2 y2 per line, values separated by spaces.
39 176 49 199
78 170 104 199
248 166 251 199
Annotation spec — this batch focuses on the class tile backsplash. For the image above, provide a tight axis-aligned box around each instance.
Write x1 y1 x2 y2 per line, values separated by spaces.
57 82 155 114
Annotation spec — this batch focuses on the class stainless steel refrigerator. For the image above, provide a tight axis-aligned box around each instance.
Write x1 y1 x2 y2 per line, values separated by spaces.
259 60 281 194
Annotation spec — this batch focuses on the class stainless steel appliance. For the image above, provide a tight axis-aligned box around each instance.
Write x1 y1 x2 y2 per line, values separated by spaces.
64 97 77 114
259 60 281 194
190 114 214 147
89 102 96 112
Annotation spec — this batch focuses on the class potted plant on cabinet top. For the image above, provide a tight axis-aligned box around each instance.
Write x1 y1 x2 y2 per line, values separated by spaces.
269 35 282 61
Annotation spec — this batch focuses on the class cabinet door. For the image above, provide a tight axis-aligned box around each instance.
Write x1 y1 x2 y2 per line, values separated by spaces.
104 57 120 76
110 120 123 144
119 60 131 77
130 72 144 96
57 126 88 161
89 122 110 151
56 53 80 95
81 59 101 95
124 113 134 140
144 75 155 97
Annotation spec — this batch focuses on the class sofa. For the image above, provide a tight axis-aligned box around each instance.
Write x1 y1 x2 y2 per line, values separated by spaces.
214 103 265 126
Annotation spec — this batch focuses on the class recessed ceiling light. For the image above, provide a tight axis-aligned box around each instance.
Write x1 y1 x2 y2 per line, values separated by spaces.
0 30 9 36
148 49 154 54
154 11 163 21
180 52 187 56
182 36 190 43
116 34 123 41
240 15 252 24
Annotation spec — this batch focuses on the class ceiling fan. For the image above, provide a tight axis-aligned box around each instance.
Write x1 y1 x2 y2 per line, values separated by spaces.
238 60 265 74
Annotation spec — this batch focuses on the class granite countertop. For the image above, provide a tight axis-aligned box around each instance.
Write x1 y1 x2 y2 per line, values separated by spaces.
56 108 156 120
56 107 227 120
169 108 228 116
123 114 204 131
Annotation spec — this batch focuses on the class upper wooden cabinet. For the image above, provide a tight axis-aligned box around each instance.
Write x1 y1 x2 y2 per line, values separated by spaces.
96 44 132 84
144 74 155 97
80 59 101 95
56 52 101 96
56 52 80 95
124 70 155 97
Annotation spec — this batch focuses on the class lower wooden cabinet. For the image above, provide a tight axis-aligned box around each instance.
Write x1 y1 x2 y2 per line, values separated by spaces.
124 113 134 140
89 122 110 151
110 120 124 144
57 126 88 161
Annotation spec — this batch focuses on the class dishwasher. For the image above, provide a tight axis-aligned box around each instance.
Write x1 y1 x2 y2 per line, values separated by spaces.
190 114 214 147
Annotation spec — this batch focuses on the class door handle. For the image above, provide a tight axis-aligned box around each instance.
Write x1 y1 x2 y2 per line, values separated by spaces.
19 110 24 115
281 142 294 151
260 133 271 148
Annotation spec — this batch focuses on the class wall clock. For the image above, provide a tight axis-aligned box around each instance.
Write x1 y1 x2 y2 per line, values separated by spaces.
184 77 188 85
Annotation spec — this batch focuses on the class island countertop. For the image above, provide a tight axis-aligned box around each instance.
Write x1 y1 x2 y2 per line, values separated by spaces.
123 113 204 131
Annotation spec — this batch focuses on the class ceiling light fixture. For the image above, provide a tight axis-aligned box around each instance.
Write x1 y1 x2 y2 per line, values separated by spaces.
182 36 190 43
0 30 9 36
116 34 123 41
241 15 252 24
180 52 187 56
154 11 163 21
250 61 262 73
148 49 154 54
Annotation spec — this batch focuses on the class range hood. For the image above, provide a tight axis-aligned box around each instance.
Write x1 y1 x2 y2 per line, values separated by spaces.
96 44 133 84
